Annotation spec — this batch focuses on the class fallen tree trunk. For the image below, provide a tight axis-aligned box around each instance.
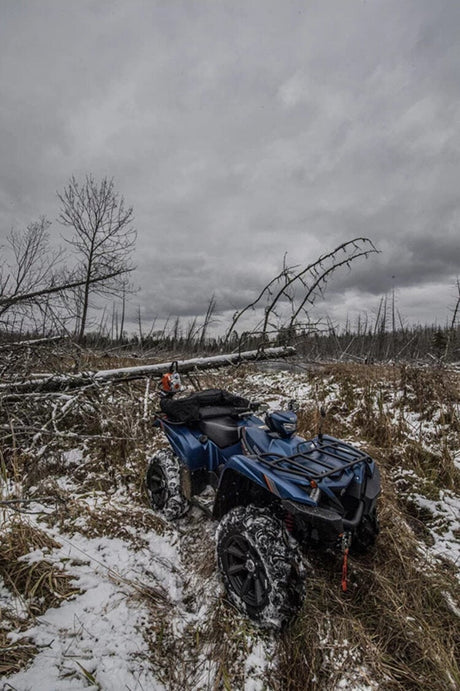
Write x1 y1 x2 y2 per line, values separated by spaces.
0 335 68 350
0 346 296 396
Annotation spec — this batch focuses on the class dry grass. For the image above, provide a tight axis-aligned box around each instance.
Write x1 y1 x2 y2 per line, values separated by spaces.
143 595 269 691
201 599 269 690
142 593 207 691
2 355 460 687
0 521 79 617
42 499 167 546
0 624 38 677
0 520 79 676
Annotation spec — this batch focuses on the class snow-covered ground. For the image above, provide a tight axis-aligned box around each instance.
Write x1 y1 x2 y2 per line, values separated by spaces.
1 364 459 689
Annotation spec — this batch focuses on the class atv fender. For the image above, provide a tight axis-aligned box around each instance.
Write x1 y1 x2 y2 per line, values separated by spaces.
213 466 273 519
364 464 381 501
213 455 315 520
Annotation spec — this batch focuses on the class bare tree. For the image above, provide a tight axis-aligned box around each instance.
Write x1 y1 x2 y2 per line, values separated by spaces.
450 278 460 331
443 277 460 360
58 175 136 340
199 294 217 346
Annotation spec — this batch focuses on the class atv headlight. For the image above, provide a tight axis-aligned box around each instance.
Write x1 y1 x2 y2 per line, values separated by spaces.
266 410 298 438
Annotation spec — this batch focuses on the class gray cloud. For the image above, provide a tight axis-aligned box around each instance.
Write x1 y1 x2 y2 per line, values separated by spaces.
1 0 460 332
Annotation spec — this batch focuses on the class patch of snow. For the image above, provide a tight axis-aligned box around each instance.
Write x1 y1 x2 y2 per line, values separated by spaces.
61 447 84 466
454 453 460 471
5 525 183 690
393 468 460 577
411 489 460 571
18 548 47 565
243 639 275 690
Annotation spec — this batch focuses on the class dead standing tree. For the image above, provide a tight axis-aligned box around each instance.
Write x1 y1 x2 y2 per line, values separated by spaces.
58 175 136 341
0 217 63 332
224 238 379 347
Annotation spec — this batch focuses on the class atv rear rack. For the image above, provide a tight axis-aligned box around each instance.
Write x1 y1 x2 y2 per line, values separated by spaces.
249 436 373 482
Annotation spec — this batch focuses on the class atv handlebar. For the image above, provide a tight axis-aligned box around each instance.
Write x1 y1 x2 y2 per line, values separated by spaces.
250 400 268 412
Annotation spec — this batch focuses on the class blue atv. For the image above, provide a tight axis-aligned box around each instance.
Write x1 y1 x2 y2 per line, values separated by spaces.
146 381 380 627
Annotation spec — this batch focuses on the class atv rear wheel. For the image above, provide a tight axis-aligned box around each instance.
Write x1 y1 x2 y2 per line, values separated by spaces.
146 450 189 519
351 508 379 554
216 505 305 628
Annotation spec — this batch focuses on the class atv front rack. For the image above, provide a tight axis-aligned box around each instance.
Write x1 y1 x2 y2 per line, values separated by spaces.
249 436 373 482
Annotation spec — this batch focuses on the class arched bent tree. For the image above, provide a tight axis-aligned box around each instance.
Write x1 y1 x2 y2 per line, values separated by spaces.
224 237 378 347
58 175 136 341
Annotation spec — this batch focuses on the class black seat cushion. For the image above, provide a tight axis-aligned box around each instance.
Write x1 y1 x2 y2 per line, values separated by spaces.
199 416 241 448
160 389 250 424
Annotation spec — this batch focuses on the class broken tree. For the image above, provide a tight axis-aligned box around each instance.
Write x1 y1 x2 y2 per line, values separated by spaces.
0 346 296 397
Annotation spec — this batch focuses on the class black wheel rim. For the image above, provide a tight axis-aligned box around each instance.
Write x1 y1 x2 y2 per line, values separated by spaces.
222 535 268 609
147 463 168 509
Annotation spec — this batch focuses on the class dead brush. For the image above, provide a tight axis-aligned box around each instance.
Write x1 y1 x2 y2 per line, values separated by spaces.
0 518 79 678
400 365 460 418
295 404 319 440
66 351 151 373
352 383 396 448
0 614 38 677
389 442 459 493
296 402 351 441
320 365 459 479
293 363 402 446
192 367 248 394
61 381 146 442
296 378 395 447
0 519 79 618
143 608 207 690
200 598 268 690
72 504 166 545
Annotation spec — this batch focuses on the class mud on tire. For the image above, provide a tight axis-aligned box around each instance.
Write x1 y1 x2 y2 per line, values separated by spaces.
146 449 189 519
216 504 305 628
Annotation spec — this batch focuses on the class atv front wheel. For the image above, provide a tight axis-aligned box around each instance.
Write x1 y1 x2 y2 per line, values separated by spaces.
216 504 305 628
146 450 189 519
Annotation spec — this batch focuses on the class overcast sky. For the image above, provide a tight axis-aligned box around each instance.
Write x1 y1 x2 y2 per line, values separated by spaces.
1 0 460 333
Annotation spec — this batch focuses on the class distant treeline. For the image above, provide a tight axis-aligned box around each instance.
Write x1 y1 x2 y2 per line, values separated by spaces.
2 321 458 364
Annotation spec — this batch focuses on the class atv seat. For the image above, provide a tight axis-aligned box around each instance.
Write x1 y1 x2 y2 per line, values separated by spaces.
199 415 241 448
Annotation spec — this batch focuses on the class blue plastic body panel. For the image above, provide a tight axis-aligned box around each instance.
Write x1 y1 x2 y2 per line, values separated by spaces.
157 406 378 514
224 454 317 505
158 418 246 471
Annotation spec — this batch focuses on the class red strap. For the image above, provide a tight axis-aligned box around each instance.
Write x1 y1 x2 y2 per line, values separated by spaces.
341 547 349 592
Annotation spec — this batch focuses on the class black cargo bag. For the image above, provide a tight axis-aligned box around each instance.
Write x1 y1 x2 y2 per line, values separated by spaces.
159 388 250 424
